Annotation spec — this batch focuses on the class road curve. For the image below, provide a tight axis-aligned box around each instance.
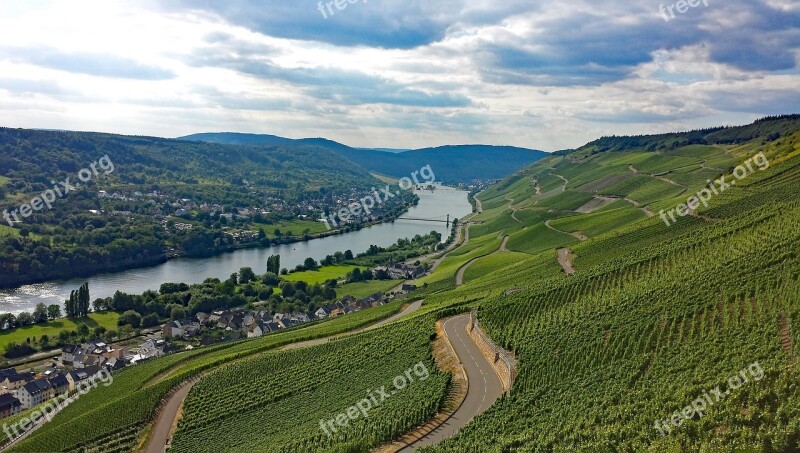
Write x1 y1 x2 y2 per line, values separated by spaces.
144 301 423 452
398 314 504 451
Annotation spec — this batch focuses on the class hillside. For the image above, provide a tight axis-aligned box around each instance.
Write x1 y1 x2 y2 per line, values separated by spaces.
9 116 800 452
0 128 394 286
179 132 549 183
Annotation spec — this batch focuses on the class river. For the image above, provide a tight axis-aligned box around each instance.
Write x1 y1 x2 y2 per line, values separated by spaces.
0 186 472 314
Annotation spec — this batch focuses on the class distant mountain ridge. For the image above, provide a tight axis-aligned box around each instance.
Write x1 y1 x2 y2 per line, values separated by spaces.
178 132 549 183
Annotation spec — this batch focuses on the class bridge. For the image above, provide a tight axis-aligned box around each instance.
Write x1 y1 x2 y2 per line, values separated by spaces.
396 214 451 226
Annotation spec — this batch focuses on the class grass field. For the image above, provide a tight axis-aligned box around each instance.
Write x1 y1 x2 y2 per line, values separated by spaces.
283 265 365 284
251 219 329 236
0 311 120 351
336 280 400 298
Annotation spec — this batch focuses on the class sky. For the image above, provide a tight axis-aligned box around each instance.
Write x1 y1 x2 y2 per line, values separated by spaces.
0 0 798 151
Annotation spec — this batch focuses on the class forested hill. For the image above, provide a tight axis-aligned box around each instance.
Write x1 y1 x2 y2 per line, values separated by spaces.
0 128 378 202
576 114 800 156
0 128 385 286
179 132 548 183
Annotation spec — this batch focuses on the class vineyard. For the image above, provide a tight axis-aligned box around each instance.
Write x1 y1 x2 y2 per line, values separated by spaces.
170 316 449 452
422 126 800 450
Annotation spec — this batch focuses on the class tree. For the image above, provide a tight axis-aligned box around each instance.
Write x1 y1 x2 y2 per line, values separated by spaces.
65 283 90 318
4 342 35 358
348 268 363 283
92 298 107 313
118 310 142 328
261 272 280 286
142 313 160 328
0 313 16 329
279 281 296 298
170 306 186 321
239 267 256 283
258 287 274 300
303 257 319 270
16 312 34 326
76 323 90 337
32 303 48 323
344 250 354 260
267 255 281 275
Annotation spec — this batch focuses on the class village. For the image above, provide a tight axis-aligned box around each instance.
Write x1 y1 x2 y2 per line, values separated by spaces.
0 264 425 421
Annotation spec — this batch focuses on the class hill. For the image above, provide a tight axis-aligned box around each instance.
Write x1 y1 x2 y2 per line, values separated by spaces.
0 128 395 286
179 132 548 183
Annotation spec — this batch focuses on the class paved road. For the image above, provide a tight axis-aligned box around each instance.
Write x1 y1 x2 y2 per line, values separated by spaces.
398 314 504 451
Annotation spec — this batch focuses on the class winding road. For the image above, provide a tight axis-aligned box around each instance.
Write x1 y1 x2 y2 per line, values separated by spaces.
397 314 504 451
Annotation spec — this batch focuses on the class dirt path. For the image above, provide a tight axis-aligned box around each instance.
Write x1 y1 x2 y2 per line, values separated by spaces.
474 197 483 213
505 196 522 223
499 235 509 252
552 173 569 192
143 301 424 453
455 235 509 286
620 197 654 217
632 164 689 196
544 219 588 241
455 258 479 286
145 377 200 453
557 248 576 275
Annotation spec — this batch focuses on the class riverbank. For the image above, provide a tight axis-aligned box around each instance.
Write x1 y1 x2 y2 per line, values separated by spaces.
0 202 419 291
0 187 472 315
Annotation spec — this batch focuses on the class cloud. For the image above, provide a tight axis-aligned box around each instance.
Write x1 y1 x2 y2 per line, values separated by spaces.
2 47 175 80
183 38 472 108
